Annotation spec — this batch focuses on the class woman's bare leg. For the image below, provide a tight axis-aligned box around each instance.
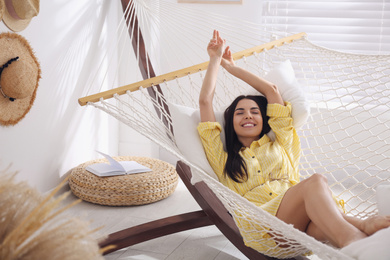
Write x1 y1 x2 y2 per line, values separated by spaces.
276 174 367 248
343 214 390 236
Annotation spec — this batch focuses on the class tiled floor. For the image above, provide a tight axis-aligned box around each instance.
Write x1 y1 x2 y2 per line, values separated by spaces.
63 178 250 260
63 178 322 260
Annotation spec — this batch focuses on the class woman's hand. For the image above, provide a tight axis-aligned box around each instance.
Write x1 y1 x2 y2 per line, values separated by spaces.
221 45 235 70
207 30 225 59
200 30 225 123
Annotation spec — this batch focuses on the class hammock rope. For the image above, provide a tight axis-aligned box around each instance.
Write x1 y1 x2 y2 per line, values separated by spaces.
78 1 390 259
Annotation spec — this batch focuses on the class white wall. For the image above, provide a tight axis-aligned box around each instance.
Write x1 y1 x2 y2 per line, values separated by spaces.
0 0 122 192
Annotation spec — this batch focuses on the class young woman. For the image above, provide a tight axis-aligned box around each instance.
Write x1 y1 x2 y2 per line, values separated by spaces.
197 30 390 250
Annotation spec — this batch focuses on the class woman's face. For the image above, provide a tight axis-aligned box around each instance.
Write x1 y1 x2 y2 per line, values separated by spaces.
233 98 263 146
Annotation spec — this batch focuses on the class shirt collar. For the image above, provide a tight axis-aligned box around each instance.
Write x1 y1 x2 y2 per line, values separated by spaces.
240 134 270 151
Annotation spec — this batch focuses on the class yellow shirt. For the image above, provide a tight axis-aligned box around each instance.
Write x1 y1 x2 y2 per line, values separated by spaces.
198 102 344 256
197 102 301 216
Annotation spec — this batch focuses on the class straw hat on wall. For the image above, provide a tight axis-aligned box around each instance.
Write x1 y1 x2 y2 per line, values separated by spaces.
0 32 41 126
0 1 4 21
3 0 40 32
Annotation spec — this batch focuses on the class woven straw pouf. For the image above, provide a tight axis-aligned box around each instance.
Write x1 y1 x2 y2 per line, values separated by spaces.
68 156 178 206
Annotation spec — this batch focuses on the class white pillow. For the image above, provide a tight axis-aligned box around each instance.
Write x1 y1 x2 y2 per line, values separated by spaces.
168 103 221 180
341 227 390 260
247 59 310 129
168 60 309 181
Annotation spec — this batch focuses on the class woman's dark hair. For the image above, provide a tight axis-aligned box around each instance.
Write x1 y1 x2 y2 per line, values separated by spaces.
223 95 270 182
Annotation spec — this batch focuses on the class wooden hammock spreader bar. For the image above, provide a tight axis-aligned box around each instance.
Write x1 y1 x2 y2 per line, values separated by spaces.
78 32 306 106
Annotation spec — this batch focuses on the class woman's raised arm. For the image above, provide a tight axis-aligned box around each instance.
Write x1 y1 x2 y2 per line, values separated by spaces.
221 46 284 106
199 30 225 122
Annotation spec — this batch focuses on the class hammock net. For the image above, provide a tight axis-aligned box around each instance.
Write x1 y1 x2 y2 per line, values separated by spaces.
79 1 390 259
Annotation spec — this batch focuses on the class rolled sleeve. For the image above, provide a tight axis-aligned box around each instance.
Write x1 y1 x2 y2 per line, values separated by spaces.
267 101 292 118
266 102 301 179
197 122 227 179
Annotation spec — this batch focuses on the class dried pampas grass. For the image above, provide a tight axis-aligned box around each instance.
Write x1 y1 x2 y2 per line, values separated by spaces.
0 166 112 260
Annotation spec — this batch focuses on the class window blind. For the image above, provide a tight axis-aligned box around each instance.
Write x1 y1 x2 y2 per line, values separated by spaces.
262 0 390 54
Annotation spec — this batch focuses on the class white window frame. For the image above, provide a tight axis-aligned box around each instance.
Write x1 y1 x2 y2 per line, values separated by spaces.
262 0 389 54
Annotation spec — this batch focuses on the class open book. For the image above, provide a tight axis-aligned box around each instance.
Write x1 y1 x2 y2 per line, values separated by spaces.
86 152 152 177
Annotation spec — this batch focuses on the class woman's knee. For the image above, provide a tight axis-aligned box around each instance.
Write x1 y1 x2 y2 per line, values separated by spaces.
309 173 328 184
302 174 329 193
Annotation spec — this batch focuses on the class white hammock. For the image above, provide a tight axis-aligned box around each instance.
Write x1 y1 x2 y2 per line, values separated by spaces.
79 1 390 259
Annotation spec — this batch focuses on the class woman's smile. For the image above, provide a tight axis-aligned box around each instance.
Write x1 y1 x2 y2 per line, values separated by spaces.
233 99 263 146
241 122 256 128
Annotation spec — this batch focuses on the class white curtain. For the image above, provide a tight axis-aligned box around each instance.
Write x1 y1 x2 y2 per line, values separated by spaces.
262 0 390 54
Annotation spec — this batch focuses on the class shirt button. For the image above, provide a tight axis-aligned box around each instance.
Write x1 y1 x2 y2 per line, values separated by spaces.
258 170 260 173
252 156 255 158
269 192 273 196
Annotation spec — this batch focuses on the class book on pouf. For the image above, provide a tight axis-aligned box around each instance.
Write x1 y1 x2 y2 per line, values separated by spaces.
86 151 152 177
